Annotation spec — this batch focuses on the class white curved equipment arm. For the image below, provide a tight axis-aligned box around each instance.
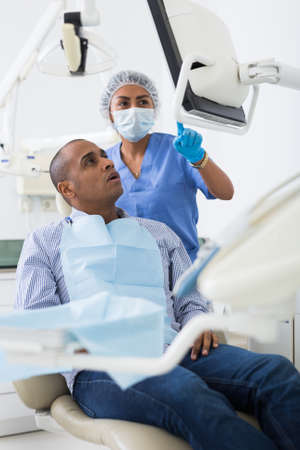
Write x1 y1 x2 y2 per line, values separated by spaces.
2 313 277 376
0 1 63 109
80 0 100 26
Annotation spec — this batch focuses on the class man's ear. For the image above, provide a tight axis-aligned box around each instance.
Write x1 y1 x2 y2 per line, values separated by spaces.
57 180 76 202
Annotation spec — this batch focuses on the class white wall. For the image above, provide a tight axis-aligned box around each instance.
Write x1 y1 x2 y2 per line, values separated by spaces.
0 0 299 240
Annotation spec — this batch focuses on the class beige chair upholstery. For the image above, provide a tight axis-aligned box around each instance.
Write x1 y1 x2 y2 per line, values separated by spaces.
13 374 191 449
52 394 191 449
14 373 260 449
13 333 261 449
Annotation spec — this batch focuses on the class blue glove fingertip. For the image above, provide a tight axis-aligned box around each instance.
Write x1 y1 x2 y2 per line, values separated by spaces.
177 122 184 136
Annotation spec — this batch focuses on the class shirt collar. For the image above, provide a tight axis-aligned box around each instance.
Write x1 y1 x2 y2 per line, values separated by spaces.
70 207 129 220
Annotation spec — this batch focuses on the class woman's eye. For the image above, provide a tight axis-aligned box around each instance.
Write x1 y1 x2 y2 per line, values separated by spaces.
139 99 149 106
118 101 129 107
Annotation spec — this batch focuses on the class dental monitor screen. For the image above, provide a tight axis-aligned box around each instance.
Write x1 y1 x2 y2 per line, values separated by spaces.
147 0 247 127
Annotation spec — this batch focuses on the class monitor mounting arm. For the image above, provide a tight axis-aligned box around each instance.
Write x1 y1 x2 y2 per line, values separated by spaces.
239 58 300 90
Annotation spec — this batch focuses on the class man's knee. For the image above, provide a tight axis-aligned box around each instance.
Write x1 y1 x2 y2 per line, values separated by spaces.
264 353 295 374
257 353 299 391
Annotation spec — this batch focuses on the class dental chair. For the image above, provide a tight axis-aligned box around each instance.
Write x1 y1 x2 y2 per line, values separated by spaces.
11 195 260 448
13 333 260 450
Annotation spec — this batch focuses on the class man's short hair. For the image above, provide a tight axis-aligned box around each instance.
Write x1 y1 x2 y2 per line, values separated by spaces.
49 139 84 191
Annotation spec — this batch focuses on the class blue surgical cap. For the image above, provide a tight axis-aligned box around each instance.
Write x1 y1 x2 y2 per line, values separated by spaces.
99 70 159 120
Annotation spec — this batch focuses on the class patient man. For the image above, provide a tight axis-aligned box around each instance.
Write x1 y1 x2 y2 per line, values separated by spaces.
15 139 300 450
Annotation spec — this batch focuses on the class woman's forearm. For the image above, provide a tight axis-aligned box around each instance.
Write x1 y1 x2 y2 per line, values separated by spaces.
197 159 234 200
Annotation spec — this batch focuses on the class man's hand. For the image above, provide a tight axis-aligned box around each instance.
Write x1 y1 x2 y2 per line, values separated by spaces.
191 330 219 360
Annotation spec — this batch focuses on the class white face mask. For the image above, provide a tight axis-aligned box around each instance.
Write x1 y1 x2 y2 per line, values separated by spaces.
112 107 155 142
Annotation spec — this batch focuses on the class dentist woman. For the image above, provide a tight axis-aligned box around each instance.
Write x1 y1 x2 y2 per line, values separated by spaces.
100 71 234 262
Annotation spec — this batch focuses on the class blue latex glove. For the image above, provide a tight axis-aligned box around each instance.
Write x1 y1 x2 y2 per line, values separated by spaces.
173 122 205 163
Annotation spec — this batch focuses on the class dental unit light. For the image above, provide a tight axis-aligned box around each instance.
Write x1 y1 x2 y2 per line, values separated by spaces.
0 0 116 176
147 0 300 134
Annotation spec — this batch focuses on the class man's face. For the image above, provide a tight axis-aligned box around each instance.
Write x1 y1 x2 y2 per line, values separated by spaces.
59 140 123 208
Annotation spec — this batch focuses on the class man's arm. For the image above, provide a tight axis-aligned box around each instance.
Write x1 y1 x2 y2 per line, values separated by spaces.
15 230 62 310
169 236 219 359
169 238 209 327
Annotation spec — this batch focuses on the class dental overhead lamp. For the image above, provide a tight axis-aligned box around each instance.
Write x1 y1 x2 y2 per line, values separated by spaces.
147 0 300 134
0 0 117 177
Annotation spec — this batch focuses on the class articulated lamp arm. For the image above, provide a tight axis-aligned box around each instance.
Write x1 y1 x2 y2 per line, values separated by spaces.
239 59 300 91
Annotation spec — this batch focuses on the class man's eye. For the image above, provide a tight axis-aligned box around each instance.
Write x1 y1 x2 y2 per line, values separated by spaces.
86 157 95 165
100 149 107 158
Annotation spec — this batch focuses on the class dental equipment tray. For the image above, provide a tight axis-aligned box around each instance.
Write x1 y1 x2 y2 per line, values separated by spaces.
147 0 246 126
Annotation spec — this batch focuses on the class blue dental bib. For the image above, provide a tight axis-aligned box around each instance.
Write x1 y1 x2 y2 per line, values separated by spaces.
60 214 172 387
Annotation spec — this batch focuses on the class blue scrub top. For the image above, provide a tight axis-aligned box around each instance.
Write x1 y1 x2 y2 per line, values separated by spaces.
106 132 215 262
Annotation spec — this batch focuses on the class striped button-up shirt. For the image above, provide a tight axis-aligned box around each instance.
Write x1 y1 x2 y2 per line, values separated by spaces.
15 209 209 392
